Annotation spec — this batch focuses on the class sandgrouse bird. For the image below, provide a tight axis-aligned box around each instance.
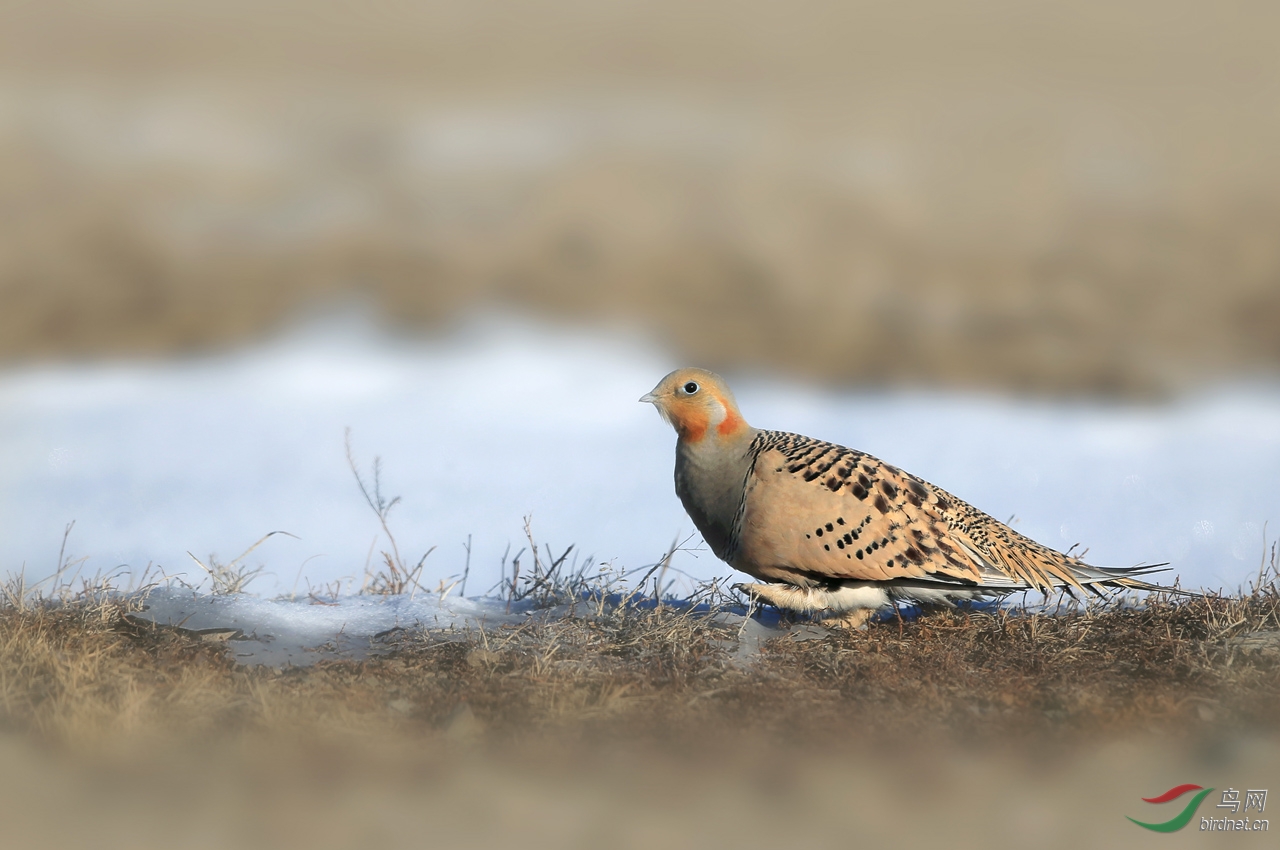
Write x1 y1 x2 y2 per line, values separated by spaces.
642 367 1173 628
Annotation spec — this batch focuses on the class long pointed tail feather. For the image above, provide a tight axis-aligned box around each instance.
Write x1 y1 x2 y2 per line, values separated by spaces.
1077 563 1198 596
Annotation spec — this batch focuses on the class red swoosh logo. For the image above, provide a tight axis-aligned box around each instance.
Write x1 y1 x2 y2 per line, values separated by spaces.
1142 784 1204 804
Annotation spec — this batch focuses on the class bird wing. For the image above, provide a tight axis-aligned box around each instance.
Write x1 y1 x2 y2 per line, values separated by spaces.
732 431 1114 593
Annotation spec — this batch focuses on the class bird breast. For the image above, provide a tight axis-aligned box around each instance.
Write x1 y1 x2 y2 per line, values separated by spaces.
673 437 753 561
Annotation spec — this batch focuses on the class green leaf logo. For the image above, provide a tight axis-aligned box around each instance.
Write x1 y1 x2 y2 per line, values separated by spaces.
1127 785 1215 832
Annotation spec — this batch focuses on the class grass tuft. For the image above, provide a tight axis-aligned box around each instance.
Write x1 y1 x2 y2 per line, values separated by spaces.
346 428 435 598
185 530 297 595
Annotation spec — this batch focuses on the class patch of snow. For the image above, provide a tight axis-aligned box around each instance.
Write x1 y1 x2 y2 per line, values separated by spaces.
135 586 526 667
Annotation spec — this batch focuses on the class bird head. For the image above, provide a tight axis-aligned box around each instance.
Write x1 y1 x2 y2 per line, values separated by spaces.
640 368 751 443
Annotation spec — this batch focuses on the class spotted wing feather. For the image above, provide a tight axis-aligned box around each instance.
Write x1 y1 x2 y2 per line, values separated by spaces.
731 431 1112 593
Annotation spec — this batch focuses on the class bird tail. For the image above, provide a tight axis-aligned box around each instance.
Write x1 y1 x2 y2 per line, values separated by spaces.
1070 562 1197 596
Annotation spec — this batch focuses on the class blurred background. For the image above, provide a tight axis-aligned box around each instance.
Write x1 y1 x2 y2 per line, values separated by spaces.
3 0 1278 395
3 4 1280 847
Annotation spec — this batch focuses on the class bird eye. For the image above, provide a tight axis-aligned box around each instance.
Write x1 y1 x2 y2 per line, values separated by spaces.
683 381 700 394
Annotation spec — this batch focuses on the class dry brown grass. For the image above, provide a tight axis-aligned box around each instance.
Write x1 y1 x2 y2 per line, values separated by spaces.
2 566 1278 850
3 569 1277 755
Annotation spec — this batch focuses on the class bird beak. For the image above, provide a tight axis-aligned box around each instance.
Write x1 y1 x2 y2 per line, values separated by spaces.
639 392 658 404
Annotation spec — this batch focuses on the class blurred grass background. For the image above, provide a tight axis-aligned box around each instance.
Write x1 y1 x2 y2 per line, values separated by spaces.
2 0 1279 396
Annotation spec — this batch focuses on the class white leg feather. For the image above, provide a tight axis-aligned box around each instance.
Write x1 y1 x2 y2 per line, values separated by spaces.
733 581 889 614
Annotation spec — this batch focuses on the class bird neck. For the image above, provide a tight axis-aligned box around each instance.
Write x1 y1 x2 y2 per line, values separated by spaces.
676 418 753 452
673 396 751 445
